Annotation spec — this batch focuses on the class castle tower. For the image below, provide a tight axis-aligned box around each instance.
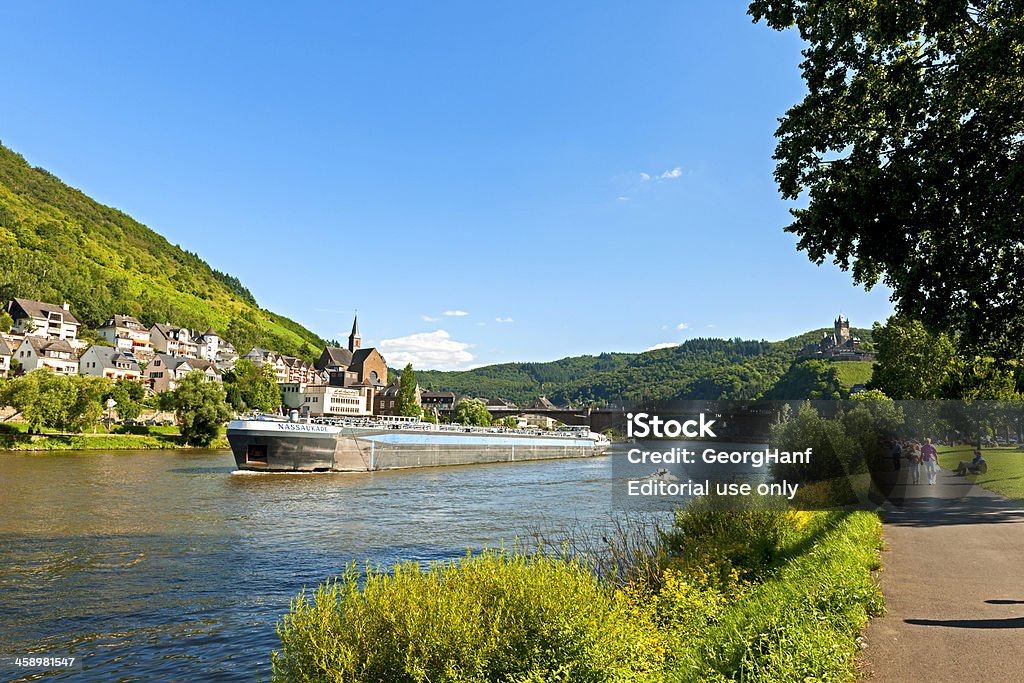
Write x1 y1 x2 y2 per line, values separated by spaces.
834 314 850 343
348 314 360 352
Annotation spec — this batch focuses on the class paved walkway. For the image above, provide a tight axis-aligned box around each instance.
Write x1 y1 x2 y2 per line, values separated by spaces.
860 462 1024 681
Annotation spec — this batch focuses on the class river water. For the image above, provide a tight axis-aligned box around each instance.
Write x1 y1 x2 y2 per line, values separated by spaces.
0 448 639 682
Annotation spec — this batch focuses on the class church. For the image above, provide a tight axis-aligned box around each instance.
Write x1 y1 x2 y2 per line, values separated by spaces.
315 315 388 389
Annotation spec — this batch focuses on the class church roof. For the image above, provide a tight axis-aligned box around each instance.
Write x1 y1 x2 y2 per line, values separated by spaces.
316 346 353 371
348 348 376 369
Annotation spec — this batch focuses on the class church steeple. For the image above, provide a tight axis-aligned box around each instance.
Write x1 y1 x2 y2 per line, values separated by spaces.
348 313 360 352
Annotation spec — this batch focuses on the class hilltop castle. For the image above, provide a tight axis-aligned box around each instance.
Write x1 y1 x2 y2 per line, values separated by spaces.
798 314 875 362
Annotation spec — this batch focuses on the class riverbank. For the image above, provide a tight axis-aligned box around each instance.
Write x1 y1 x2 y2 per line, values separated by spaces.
272 506 884 682
0 424 229 451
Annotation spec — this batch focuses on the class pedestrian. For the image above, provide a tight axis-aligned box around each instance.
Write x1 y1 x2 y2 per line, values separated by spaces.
909 441 922 484
891 440 903 471
921 438 938 485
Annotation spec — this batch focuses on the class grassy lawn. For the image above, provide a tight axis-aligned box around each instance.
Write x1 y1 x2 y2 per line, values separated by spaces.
938 445 1024 499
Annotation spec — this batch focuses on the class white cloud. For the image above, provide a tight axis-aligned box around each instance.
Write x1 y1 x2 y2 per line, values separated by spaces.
617 196 631 202
444 310 469 317
659 167 683 180
495 317 514 323
645 342 679 351
640 172 651 182
379 330 475 370
421 315 440 322
677 322 689 330
706 323 716 329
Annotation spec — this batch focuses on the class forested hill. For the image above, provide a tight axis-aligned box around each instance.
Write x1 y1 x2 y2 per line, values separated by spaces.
0 142 326 359
415 328 874 405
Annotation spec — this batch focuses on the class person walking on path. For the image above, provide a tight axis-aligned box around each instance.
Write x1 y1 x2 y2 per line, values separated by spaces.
921 438 938 485
908 441 922 484
891 440 903 471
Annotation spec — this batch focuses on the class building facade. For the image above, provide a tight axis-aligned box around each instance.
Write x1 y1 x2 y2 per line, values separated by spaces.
6 298 80 341
79 345 143 382
98 314 152 356
14 337 79 374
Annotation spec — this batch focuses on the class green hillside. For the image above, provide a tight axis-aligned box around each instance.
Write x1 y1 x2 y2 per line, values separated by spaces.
834 361 874 390
416 328 875 405
0 142 325 359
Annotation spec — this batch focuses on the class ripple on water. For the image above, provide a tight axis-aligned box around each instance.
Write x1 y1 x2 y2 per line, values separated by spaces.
0 449 633 680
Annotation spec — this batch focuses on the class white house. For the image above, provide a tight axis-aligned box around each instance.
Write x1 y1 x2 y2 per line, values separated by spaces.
98 314 152 356
14 337 79 374
147 353 221 393
149 324 201 358
6 298 80 341
79 345 142 382
300 384 374 417
0 336 12 377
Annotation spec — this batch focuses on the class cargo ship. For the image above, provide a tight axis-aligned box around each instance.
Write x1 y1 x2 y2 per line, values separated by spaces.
227 414 611 472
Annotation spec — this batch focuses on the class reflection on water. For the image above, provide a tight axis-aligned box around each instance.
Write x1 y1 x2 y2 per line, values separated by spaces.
0 448 628 681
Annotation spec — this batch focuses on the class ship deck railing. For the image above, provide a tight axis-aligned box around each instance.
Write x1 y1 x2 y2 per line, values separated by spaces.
237 413 606 441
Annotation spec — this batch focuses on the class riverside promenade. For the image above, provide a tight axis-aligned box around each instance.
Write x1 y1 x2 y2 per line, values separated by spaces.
861 462 1024 681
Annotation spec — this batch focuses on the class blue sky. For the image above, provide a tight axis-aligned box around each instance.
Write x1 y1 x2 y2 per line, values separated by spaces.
0 1 894 369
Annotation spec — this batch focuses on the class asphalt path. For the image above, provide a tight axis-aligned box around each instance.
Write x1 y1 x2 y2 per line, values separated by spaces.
860 460 1024 681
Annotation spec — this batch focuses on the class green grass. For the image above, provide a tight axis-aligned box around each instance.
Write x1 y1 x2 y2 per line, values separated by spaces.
834 361 874 391
271 509 884 683
938 445 1024 499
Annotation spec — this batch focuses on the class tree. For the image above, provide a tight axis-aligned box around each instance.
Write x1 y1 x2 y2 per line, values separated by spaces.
868 317 958 400
0 371 109 432
393 364 421 417
106 378 145 420
172 371 232 446
0 309 12 333
453 399 493 427
750 1 1024 359
223 358 280 412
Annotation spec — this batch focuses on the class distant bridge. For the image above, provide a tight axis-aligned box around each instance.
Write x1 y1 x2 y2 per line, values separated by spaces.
446 406 628 433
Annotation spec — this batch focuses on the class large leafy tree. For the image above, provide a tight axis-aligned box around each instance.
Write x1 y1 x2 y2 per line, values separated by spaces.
868 317 957 399
750 1 1024 358
172 371 232 446
0 371 109 432
453 399 493 427
223 358 280 412
393 363 421 417
106 377 146 420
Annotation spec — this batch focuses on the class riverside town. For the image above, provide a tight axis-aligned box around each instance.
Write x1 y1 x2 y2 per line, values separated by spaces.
4 3 1024 682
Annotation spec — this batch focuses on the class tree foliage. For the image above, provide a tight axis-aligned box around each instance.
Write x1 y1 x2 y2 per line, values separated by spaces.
750 1 1024 359
223 358 280 412
1 371 110 432
106 377 146 420
171 371 232 446
416 329 873 405
453 399 493 427
869 316 1022 399
393 364 421 417
868 317 957 399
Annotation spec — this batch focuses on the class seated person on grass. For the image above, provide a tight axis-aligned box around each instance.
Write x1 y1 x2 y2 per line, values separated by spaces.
954 450 987 476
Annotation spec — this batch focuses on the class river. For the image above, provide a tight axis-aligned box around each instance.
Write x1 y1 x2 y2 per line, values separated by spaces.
0 448 635 681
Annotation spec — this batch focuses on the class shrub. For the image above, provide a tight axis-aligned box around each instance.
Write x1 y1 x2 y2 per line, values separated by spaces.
271 551 662 683
661 494 799 585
